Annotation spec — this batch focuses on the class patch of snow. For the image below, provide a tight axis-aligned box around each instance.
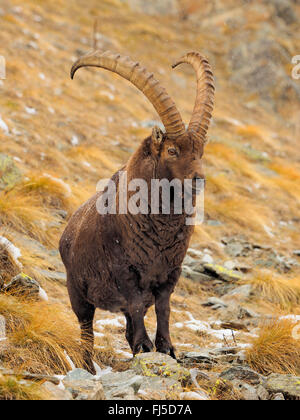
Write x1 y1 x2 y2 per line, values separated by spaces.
95 317 124 330
42 173 71 197
100 91 115 101
57 380 65 390
38 287 48 302
71 135 79 146
94 332 105 338
209 329 234 340
93 364 112 380
0 236 22 268
13 156 22 162
48 107 55 114
202 254 214 264
25 106 37 115
64 351 76 371
224 117 243 127
39 73 46 80
263 225 275 238
280 315 300 322
0 316 6 342
0 115 9 134
115 349 132 359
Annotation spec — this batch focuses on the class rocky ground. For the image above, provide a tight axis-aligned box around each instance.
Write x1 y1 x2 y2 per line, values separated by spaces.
0 0 300 400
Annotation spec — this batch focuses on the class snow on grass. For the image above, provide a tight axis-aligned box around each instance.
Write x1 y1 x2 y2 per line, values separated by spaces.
95 317 124 330
0 115 9 134
42 173 71 197
0 236 22 268
25 106 37 115
174 311 240 340
63 351 76 371
280 315 300 322
0 315 6 342
115 349 132 359
93 363 112 379
38 286 48 302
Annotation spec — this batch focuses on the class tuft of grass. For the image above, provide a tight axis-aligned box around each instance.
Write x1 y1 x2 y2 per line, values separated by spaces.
0 243 20 284
246 319 300 375
16 173 72 211
0 293 86 375
248 271 300 311
0 374 48 400
0 191 56 246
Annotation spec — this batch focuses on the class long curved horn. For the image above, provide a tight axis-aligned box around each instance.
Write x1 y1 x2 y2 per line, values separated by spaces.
172 52 215 142
71 50 186 139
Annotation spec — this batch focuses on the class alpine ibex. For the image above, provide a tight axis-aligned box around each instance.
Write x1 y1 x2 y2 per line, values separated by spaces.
59 50 214 374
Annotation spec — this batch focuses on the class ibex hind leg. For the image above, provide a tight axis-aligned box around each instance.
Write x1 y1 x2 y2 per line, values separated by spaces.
67 281 96 375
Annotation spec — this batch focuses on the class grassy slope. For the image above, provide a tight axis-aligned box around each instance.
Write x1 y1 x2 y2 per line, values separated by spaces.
0 0 300 397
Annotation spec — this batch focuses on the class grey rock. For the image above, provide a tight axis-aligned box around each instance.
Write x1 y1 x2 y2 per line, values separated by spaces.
63 369 101 399
256 385 270 401
272 392 285 400
41 381 73 401
181 347 242 366
181 351 216 365
202 297 228 309
0 315 6 341
203 263 242 282
191 272 216 283
138 376 182 399
100 370 143 400
180 391 209 400
187 248 203 259
132 352 190 384
228 35 300 104
207 220 223 227
223 284 253 300
225 241 245 257
220 366 263 385
269 0 297 25
122 0 178 16
265 374 300 399
293 250 300 257
232 380 259 400
182 255 196 266
0 368 60 385
4 273 41 299
0 154 22 191
34 269 66 286
237 306 259 319
86 382 106 400
64 369 94 383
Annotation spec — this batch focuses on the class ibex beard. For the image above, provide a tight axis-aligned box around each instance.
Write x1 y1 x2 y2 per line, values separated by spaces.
59 50 214 374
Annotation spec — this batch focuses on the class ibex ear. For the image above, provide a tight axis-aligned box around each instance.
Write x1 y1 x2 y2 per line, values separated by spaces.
151 126 164 155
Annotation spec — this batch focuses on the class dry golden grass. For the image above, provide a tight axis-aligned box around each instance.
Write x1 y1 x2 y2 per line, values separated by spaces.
0 374 48 401
248 270 300 311
246 319 300 375
0 243 20 284
0 293 86 375
16 174 73 211
0 190 56 246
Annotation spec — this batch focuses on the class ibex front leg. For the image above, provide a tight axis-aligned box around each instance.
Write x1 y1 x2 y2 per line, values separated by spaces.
129 304 153 355
154 271 179 359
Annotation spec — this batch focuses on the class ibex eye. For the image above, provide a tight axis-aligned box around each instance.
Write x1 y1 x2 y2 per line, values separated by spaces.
168 148 177 156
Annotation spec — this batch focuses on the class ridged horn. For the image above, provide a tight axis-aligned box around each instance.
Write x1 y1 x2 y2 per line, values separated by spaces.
71 50 186 139
172 52 215 142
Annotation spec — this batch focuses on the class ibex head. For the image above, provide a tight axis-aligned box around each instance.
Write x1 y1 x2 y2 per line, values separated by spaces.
71 50 214 188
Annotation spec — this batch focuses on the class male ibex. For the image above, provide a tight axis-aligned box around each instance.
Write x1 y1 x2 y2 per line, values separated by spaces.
59 50 214 374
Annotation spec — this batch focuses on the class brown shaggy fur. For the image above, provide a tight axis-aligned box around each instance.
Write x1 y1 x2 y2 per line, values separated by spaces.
59 128 205 374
